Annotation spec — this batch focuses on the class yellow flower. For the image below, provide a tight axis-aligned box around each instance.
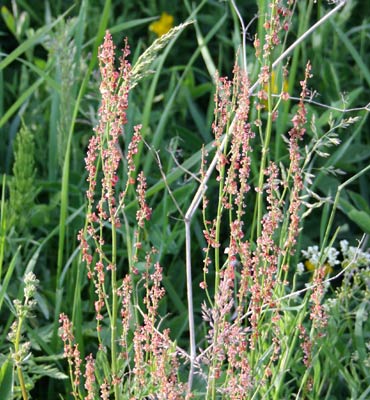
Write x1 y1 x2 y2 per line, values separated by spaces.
149 12 174 37
304 260 333 275
262 70 289 106
271 71 289 94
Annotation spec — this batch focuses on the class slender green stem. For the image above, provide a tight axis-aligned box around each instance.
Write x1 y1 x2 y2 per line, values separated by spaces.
123 214 140 326
273 296 309 398
214 161 225 293
0 174 6 283
111 221 119 399
14 313 27 400
256 72 273 238
16 366 28 400
208 132 231 397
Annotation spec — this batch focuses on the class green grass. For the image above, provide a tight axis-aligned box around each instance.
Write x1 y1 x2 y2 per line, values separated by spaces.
0 0 369 399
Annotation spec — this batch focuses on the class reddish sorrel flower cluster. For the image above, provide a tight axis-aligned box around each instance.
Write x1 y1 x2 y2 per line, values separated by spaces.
255 0 293 114
284 61 312 253
60 31 187 399
58 4 335 396
199 43 314 396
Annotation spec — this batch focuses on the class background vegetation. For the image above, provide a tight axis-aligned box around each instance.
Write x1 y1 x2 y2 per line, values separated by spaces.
0 0 369 398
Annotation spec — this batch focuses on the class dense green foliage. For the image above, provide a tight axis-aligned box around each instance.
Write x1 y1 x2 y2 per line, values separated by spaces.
0 0 369 399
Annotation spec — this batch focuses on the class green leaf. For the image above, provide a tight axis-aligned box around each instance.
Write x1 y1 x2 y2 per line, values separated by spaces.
0 175 7 280
347 190 370 214
1 6 15 36
358 386 370 400
163 310 188 340
337 144 370 165
24 244 41 275
0 77 44 129
0 359 14 400
347 209 370 234
95 350 111 387
134 262 150 273
29 364 68 380
339 198 370 234
162 276 186 314
331 20 370 87
0 247 20 311
313 353 322 394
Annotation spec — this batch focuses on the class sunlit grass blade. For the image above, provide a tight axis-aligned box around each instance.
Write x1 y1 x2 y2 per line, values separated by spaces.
0 175 6 280
0 247 20 312
0 359 14 400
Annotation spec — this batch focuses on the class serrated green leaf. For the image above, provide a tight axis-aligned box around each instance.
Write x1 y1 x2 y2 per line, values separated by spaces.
0 359 14 400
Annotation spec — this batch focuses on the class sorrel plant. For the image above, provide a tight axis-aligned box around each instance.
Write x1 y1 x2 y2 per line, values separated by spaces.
37 0 367 399
1 0 370 399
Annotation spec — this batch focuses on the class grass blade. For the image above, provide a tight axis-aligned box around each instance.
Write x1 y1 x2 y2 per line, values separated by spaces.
331 20 370 87
0 359 14 400
0 6 74 71
0 247 20 312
